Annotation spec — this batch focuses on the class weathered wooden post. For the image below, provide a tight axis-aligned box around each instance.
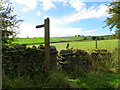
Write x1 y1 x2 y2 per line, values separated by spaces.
44 18 50 71
95 38 97 49
36 18 50 72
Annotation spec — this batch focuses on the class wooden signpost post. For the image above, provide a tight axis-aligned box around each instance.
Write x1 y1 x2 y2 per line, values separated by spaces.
36 18 50 72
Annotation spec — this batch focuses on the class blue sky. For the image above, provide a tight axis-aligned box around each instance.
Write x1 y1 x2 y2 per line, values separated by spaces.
9 0 116 38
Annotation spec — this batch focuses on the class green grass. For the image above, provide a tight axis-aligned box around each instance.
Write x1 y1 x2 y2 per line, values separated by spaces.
27 39 118 52
13 38 59 44
55 36 90 41
73 72 120 88
3 69 120 88
13 37 118 52
51 39 118 51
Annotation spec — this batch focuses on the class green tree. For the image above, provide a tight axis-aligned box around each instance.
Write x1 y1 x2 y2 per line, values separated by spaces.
0 0 23 45
104 0 120 39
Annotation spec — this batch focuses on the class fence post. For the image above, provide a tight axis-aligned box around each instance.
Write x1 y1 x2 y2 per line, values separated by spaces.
95 38 97 49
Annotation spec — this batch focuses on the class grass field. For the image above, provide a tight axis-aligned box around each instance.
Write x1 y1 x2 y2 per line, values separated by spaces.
52 39 118 51
13 36 112 44
55 36 107 41
13 36 118 52
55 36 85 41
27 39 118 52
13 38 59 44
13 36 106 44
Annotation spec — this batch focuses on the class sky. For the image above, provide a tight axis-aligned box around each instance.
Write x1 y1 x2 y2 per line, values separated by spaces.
9 0 117 38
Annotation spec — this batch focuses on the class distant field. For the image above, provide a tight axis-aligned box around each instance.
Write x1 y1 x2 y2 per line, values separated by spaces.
13 38 59 44
27 39 118 52
13 36 110 44
12 36 89 44
55 36 91 41
55 36 108 41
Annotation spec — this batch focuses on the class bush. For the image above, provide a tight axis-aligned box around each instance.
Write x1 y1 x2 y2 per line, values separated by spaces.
92 36 96 40
101 37 104 40
83 37 87 40
90 49 119 72
97 37 100 40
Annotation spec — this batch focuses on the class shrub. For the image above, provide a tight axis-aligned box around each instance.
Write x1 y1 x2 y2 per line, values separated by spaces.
92 36 96 40
101 37 104 40
83 37 87 40
97 37 100 40
90 49 119 72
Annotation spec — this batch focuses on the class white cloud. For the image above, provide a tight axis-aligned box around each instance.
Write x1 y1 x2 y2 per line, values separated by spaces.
12 0 110 12
38 0 108 28
38 0 109 11
39 0 71 10
21 7 29 12
73 0 115 2
40 2 108 37
49 4 108 28
15 0 109 37
85 30 96 33
47 3 108 37
79 30 97 36
50 27 82 37
69 0 86 11
39 0 56 11
13 0 37 12
39 0 84 11
16 22 83 37
17 23 44 38
36 11 41 16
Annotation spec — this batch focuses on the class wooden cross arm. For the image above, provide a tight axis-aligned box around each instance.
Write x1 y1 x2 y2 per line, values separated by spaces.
36 24 44 28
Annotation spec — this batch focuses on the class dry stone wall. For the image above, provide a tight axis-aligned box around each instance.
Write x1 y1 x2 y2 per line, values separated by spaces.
2 44 112 78
2 44 58 78
57 48 112 73
57 49 92 73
